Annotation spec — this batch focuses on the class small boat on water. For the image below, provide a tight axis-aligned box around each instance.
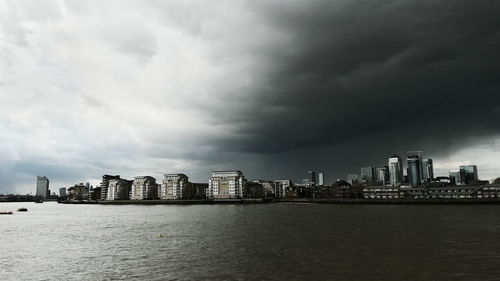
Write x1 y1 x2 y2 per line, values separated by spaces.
0 211 13 215
17 208 28 212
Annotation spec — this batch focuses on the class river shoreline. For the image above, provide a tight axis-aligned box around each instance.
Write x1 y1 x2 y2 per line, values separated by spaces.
56 198 500 205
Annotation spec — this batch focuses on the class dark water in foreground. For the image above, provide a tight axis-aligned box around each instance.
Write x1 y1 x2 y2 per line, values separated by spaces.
1 202 500 281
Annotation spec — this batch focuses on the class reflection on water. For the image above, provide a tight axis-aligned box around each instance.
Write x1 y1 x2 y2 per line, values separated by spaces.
1 202 500 280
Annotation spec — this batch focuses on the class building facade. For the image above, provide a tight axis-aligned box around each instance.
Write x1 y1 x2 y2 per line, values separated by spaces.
161 174 190 200
59 187 66 197
130 176 158 200
374 166 389 185
100 175 121 200
308 171 316 187
274 180 292 199
107 179 133 200
388 155 403 186
360 167 374 184
208 171 246 199
459 165 478 185
422 159 434 182
318 173 325 186
407 152 423 186
36 176 50 199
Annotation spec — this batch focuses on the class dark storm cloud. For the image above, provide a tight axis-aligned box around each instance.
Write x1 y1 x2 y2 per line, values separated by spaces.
214 0 500 158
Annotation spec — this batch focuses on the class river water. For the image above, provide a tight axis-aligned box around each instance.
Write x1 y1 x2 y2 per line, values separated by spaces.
1 202 500 280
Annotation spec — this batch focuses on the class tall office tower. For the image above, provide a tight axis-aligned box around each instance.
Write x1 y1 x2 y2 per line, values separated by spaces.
459 165 478 185
388 155 403 186
374 166 389 185
407 152 423 186
422 159 434 182
449 170 460 185
59 187 67 197
100 175 121 200
308 171 317 186
360 167 374 184
36 176 49 199
274 180 292 199
161 174 190 199
208 170 246 199
318 172 325 186
130 176 158 200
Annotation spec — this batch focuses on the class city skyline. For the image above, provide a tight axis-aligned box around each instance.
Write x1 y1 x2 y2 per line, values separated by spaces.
1 1 500 194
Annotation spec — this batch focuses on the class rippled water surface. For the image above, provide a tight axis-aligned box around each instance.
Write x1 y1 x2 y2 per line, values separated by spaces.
1 202 500 280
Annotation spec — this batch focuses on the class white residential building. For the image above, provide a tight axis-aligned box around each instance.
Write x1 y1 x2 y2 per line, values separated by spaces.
107 179 133 200
208 171 245 199
161 174 189 199
130 176 158 200
274 180 292 198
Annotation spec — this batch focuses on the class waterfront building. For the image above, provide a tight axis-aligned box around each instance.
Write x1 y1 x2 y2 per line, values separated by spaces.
208 171 246 199
422 159 434 182
130 176 158 200
374 166 389 185
449 170 461 185
459 165 479 185
191 183 208 199
100 175 120 200
67 183 86 201
318 173 325 186
428 186 481 199
274 180 292 199
362 186 403 199
252 180 275 197
346 174 359 185
479 185 500 198
36 176 49 199
243 182 265 198
329 180 352 198
161 174 190 199
107 179 133 200
59 187 66 197
360 167 374 184
388 155 403 186
308 171 316 186
407 152 423 186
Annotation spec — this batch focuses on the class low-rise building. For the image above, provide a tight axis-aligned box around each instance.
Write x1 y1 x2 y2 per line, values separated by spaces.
363 186 404 199
428 186 481 199
67 183 86 201
243 182 264 198
478 185 500 198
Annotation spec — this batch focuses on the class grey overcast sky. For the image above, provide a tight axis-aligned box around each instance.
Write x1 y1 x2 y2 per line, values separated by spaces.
1 0 500 193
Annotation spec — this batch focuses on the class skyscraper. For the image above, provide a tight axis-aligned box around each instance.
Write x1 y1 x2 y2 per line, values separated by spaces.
318 172 324 186
360 167 374 184
449 170 460 185
407 152 423 186
388 155 403 186
422 159 434 182
36 176 49 199
308 171 316 186
374 166 389 185
459 165 478 185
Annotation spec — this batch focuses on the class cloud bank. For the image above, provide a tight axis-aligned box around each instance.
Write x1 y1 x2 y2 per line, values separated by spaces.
1 0 499 193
